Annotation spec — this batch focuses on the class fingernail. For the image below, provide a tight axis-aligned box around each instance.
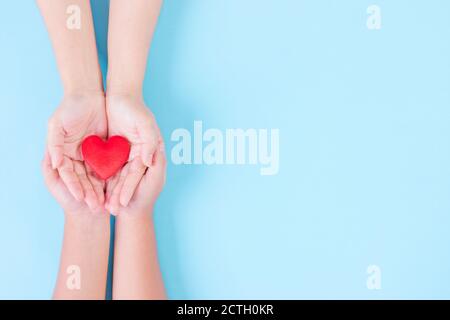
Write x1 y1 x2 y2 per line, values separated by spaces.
120 198 129 207
144 154 152 167
75 190 84 202
51 157 57 169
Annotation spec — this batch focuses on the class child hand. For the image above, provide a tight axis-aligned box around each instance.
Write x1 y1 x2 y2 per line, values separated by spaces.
42 151 106 215
105 142 166 217
106 94 161 208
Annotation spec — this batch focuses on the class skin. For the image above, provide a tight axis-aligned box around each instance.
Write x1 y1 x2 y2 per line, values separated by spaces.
38 0 163 209
106 0 163 208
38 0 166 299
43 144 167 300
42 152 110 300
107 143 167 300
37 0 106 210
106 0 166 299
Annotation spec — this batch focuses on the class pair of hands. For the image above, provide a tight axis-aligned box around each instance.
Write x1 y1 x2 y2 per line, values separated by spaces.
43 93 166 217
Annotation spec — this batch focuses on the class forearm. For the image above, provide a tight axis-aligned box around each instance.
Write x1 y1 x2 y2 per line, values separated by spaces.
107 0 163 96
113 214 166 300
37 0 103 94
54 214 110 300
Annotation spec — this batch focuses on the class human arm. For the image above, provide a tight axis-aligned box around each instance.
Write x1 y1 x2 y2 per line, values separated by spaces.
37 0 106 208
107 143 167 299
42 152 110 300
105 0 163 208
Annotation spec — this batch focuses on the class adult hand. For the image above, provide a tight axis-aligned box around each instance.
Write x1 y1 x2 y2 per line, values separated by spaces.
47 93 107 210
42 151 106 215
105 94 161 209
105 141 166 216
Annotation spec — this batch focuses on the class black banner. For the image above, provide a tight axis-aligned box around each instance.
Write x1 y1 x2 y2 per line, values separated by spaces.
0 300 443 318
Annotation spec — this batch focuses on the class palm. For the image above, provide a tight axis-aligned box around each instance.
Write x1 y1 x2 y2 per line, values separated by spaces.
47 94 107 208
106 95 158 162
121 166 164 215
105 144 166 216
48 164 92 213
42 152 105 215
105 95 160 212
50 94 107 161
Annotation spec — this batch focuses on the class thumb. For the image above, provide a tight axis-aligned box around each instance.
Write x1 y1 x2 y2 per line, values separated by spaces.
145 141 167 184
139 124 158 167
47 119 64 169
41 151 59 187
153 141 167 170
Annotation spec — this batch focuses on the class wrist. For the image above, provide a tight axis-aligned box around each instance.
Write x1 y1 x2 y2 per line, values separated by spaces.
115 213 154 243
64 212 110 231
63 213 110 253
105 91 145 110
115 210 154 225
63 90 105 100
62 61 104 97
63 86 105 97
106 78 143 100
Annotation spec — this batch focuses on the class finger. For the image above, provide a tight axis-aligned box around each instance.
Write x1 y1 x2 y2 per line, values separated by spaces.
119 157 147 207
74 161 99 211
106 165 129 214
138 121 158 167
85 164 105 206
41 151 59 187
58 156 84 202
153 141 167 169
106 173 119 206
105 174 119 216
143 141 167 185
47 118 65 169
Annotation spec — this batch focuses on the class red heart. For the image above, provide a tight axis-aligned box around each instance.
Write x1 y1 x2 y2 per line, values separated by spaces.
81 135 131 180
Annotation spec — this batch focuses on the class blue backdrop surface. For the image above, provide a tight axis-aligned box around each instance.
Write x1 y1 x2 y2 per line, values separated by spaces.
1 0 450 299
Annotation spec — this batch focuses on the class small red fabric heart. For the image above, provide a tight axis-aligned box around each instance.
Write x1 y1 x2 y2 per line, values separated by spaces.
81 135 131 180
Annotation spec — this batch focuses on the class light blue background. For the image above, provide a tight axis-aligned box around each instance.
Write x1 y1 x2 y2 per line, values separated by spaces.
1 0 450 299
